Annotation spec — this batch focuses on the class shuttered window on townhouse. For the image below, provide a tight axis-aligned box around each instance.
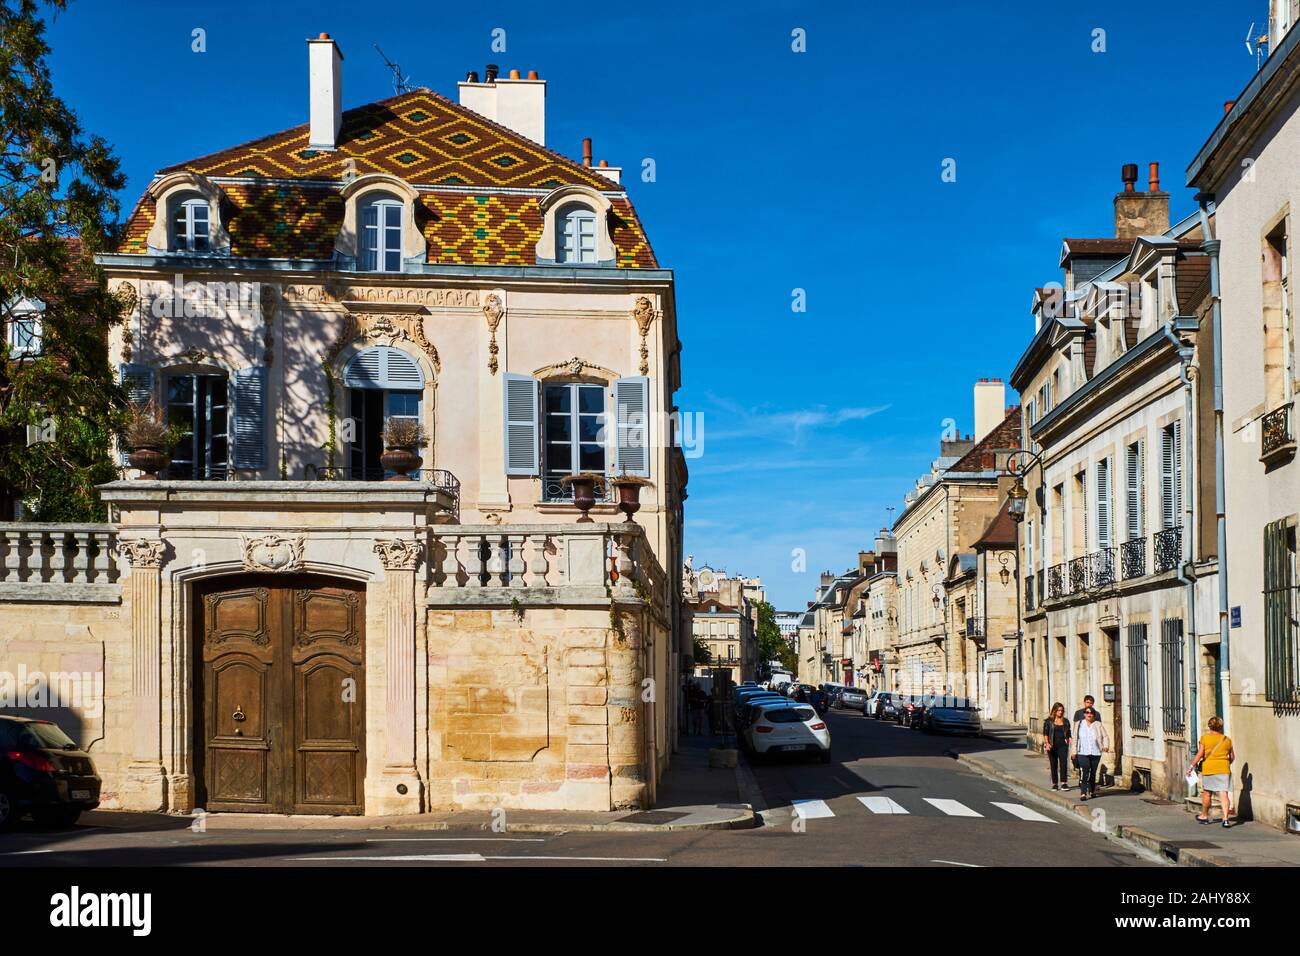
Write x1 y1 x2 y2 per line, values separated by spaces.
229 367 266 471
1126 441 1144 540
1096 458 1112 550
503 373 540 477
1159 618 1186 735
1264 519 1300 703
1126 622 1150 731
1160 421 1182 529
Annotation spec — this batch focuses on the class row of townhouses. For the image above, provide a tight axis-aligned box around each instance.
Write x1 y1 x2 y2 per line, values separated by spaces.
681 562 761 688
1 38 688 815
792 2 1300 832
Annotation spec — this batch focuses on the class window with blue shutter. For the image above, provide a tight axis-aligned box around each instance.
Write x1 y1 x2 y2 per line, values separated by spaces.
230 366 267 471
504 373 540 477
613 376 650 477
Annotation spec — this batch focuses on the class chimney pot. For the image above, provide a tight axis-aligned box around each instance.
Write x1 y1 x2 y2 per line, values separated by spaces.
318 32 331 39
582 137 593 167
1122 163 1138 192
466 70 479 83
1224 100 1235 116
508 68 520 79
528 70 539 80
1148 162 1160 192
484 63 499 82
598 159 609 168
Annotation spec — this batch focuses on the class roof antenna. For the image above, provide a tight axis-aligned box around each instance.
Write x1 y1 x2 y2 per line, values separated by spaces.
1245 22 1270 70
375 44 413 94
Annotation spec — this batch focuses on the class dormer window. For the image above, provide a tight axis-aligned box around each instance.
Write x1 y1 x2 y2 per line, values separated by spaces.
361 194 404 272
558 203 597 264
172 195 210 252
5 298 43 357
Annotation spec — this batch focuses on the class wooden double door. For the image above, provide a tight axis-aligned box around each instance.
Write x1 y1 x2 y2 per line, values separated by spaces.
195 577 365 814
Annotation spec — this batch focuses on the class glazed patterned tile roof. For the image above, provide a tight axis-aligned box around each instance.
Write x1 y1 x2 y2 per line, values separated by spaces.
118 90 658 268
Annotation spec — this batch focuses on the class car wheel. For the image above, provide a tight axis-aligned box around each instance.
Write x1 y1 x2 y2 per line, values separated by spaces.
0 790 15 830
33 807 81 828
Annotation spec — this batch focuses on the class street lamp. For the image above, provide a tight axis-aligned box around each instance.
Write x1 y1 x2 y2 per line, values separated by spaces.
997 552 1013 587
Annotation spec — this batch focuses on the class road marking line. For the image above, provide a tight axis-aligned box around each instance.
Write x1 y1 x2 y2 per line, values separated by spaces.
857 796 909 815
482 855 666 863
931 859 983 867
791 799 835 819
2 849 54 855
924 798 983 817
291 854 488 862
366 837 547 843
990 802 1058 823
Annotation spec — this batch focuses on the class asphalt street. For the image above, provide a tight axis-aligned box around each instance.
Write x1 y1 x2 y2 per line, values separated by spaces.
0 708 1158 867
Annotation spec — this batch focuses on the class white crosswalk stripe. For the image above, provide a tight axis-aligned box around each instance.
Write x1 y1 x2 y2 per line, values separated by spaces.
791 799 835 819
990 801 1058 823
857 795 909 814
923 798 983 817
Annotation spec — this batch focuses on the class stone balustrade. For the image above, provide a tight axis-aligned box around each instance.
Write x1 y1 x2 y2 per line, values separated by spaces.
0 523 120 602
426 522 668 612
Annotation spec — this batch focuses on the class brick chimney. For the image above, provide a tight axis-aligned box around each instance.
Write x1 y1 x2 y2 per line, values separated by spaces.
457 66 547 145
974 378 1006 443
1114 162 1169 239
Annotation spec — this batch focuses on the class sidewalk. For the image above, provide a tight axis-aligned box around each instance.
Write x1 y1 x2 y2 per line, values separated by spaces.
82 733 756 835
962 728 1300 866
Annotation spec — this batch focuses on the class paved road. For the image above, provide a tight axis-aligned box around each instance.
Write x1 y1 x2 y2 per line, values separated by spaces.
0 709 1156 867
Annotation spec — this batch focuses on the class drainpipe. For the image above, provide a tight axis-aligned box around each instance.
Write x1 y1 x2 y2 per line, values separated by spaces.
1197 197 1231 736
1160 319 1200 755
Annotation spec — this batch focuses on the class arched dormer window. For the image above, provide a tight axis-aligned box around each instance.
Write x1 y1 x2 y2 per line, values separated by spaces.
557 203 597 264
171 194 210 252
360 193 404 272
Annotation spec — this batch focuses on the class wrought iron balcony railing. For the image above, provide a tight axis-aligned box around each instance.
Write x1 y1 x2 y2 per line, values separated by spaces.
1153 525 1182 574
1024 574 1035 612
1047 563 1064 600
1121 536 1146 580
1089 547 1117 589
1068 556 1088 594
1261 401 1295 463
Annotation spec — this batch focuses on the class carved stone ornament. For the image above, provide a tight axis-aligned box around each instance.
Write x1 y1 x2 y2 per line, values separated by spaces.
373 538 424 571
177 346 208 366
482 294 504 375
326 312 440 372
241 534 305 573
632 296 656 375
116 539 165 569
533 357 617 381
260 284 279 368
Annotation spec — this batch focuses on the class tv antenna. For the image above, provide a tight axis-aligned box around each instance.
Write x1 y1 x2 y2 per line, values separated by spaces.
375 45 413 94
885 506 896 528
1246 22 1270 70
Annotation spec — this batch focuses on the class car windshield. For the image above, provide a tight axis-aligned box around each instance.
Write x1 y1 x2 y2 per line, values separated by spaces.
763 706 816 723
19 720 77 749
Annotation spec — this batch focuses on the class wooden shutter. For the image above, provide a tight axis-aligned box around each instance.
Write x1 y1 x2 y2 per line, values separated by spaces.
1161 426 1176 529
230 366 267 470
613 376 650 476
1172 420 1183 524
119 364 155 465
1126 441 1144 540
503 373 539 476
1096 458 1112 549
343 346 424 390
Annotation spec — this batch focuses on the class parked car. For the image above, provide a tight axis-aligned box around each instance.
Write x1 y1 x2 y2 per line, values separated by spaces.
840 686 871 712
805 688 829 716
921 699 983 737
868 692 899 719
0 716 101 829
741 701 831 762
822 684 847 708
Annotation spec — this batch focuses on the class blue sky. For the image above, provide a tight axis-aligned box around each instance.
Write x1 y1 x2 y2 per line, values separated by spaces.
44 0 1258 609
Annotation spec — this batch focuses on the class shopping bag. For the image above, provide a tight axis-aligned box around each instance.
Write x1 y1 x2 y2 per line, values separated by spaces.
1185 767 1200 789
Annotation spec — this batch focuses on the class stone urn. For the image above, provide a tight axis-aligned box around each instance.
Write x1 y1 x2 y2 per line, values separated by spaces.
380 445 423 481
127 446 170 480
560 472 605 522
610 475 652 523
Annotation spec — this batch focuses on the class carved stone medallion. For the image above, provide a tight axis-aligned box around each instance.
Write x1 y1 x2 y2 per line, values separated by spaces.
241 534 305 573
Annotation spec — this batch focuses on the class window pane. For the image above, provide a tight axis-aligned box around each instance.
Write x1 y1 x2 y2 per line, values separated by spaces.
383 204 402 228
578 416 603 443
385 249 401 272
576 386 604 414
545 387 571 414
545 414 572 443
167 376 194 404
386 391 420 418
579 443 605 471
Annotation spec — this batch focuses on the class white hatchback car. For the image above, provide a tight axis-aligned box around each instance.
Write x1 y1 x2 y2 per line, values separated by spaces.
743 701 831 762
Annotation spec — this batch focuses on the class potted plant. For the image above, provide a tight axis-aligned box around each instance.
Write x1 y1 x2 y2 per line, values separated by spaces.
609 474 652 523
558 472 606 522
125 400 172 480
380 418 426 481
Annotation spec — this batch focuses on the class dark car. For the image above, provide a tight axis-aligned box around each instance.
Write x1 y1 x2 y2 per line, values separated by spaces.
0 716 101 828
921 699 984 737
805 689 829 717
897 695 929 728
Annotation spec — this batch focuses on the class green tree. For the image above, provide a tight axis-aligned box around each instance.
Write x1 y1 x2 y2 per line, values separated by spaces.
755 600 796 672
0 0 129 520
692 635 711 665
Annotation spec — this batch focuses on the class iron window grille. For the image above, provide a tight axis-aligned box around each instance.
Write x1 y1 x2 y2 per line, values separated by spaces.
1262 402 1295 460
1090 547 1117 589
1126 622 1150 732
1159 618 1186 735
1068 556 1088 594
1047 564 1064 600
1024 574 1035 612
1264 519 1300 703
1153 525 1182 574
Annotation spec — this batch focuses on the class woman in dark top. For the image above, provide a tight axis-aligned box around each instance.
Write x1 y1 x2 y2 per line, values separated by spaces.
1042 701 1072 791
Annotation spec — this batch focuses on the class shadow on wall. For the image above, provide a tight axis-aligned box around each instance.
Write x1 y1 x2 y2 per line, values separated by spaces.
1237 762 1254 822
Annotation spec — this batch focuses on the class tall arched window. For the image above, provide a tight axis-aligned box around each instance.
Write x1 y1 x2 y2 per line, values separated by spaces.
343 346 425 479
360 194 404 272
171 194 210 252
557 203 597 264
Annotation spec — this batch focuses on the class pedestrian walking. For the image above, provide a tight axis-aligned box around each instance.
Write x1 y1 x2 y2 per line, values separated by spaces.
1187 715 1235 828
1072 695 1103 786
689 684 707 736
1042 701 1072 790
1070 707 1109 799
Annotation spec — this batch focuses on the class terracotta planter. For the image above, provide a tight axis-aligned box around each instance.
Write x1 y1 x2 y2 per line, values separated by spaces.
611 476 651 523
380 445 423 481
560 473 604 522
127 446 169 480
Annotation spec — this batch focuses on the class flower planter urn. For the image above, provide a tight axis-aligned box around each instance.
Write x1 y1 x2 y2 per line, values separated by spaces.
610 475 651 523
127 446 169 480
560 473 605 522
380 445 423 481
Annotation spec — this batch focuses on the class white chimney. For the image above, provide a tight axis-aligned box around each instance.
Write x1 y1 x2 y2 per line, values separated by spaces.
308 33 343 151
457 67 546 146
973 378 1006 444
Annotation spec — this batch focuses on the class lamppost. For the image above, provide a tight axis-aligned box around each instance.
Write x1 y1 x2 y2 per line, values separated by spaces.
931 582 947 695
1006 447 1045 734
